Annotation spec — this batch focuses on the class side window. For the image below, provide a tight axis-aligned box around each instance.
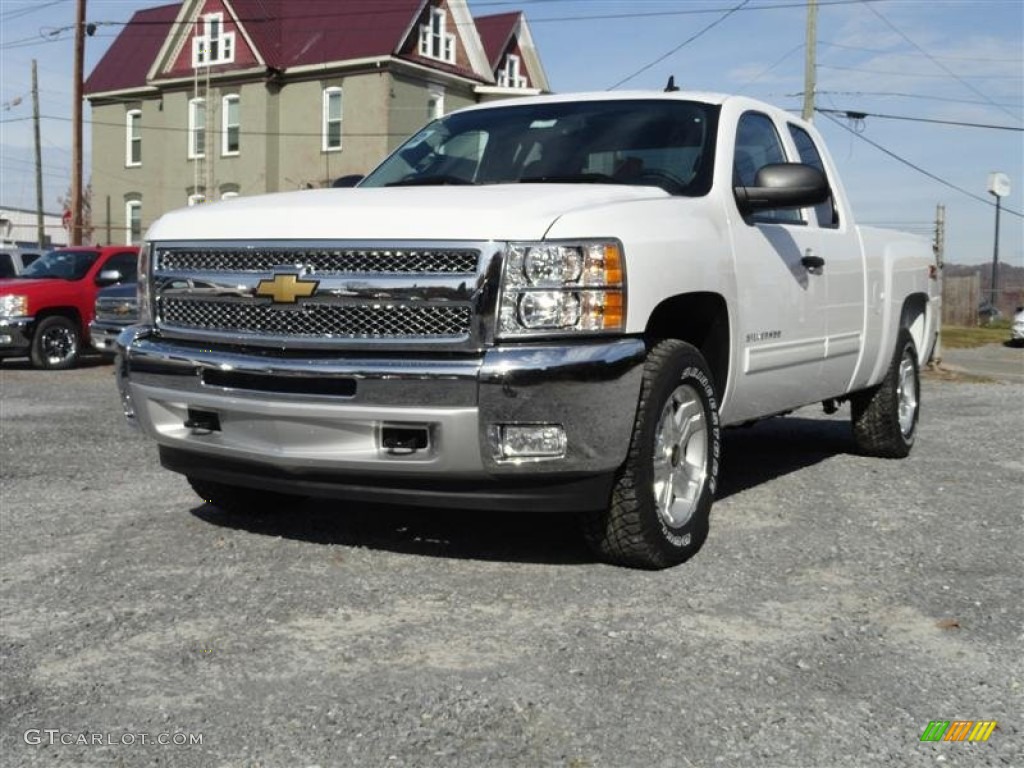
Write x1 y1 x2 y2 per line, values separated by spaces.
734 112 800 224
787 124 838 228
103 252 138 282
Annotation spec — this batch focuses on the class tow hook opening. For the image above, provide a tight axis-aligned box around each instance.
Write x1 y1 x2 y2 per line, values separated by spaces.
381 424 430 455
184 408 221 434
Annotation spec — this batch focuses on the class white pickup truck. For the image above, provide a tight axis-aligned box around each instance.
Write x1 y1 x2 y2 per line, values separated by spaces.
116 91 939 569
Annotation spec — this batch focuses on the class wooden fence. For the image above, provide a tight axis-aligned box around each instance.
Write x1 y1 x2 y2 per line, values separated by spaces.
942 274 980 326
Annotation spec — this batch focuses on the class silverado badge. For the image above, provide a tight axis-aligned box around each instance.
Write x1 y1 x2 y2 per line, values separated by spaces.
255 274 319 304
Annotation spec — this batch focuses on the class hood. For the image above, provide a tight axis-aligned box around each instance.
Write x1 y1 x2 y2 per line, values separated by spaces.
146 185 670 243
0 277 76 295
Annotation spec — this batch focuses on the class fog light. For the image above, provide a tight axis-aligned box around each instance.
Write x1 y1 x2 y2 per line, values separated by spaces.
490 424 567 460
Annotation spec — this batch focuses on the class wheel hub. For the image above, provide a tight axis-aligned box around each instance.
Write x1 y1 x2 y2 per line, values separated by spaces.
896 351 918 437
652 384 708 528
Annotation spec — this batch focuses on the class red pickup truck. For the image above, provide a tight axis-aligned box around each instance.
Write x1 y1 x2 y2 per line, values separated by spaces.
0 245 139 369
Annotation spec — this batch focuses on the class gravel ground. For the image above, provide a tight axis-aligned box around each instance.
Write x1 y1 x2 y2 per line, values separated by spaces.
1 358 1021 768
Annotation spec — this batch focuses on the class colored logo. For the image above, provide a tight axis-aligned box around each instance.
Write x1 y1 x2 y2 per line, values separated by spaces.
255 274 319 304
920 720 997 742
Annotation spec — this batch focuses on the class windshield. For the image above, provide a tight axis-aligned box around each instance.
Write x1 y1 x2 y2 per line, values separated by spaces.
18 250 99 281
361 99 719 196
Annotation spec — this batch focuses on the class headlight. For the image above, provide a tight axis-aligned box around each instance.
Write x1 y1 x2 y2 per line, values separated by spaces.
138 242 154 324
498 241 625 337
0 294 28 317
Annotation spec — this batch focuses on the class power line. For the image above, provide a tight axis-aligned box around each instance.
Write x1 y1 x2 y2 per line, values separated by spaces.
861 2 1022 125
819 111 1023 219
816 108 1024 132
820 39 1023 64
805 90 1023 110
608 0 751 90
0 0 68 22
819 63 1022 80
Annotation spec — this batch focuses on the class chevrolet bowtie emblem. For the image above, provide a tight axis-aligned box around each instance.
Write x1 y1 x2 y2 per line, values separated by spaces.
255 273 319 304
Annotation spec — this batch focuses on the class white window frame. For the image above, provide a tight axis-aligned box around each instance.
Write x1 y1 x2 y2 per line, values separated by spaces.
125 200 141 245
322 87 342 152
498 54 527 89
418 7 455 63
187 193 206 207
188 98 205 159
192 12 235 67
125 109 142 167
427 85 445 121
221 94 240 156
221 190 239 201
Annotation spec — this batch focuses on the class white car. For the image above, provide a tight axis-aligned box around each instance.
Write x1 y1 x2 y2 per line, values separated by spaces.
1012 307 1024 345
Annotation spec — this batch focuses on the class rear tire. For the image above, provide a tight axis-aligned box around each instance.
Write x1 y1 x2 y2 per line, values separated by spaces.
583 339 720 569
187 477 304 515
851 328 919 458
30 316 80 370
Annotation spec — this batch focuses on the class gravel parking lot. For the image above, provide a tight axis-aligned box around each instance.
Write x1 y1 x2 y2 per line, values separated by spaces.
1 356 1021 768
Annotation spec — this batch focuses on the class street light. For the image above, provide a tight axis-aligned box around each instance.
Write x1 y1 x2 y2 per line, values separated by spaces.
987 172 1010 314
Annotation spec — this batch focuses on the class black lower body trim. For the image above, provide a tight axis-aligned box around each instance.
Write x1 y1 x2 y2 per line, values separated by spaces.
160 447 613 513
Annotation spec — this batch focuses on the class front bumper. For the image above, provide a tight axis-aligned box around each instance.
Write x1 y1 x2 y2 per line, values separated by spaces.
116 327 646 511
89 319 132 353
0 316 33 356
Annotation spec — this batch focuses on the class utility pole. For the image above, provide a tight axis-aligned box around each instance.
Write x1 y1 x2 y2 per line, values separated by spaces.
802 0 818 121
70 0 86 245
32 60 45 248
933 204 945 268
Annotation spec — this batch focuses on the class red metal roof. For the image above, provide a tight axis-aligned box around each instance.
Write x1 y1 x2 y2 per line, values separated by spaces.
84 3 179 94
475 11 519 68
85 0 509 95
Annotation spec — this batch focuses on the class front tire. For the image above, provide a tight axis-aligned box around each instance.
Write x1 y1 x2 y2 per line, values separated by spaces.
583 339 721 569
187 477 305 515
851 328 920 458
30 316 81 370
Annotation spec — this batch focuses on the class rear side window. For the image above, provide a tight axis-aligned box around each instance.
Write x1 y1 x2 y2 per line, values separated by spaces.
788 124 838 228
0 254 14 278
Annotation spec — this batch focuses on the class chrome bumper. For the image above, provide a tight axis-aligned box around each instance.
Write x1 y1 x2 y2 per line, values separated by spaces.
0 316 33 354
89 320 131 352
116 326 645 493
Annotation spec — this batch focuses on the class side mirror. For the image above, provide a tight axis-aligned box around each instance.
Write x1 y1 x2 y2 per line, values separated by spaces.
96 269 123 286
734 163 830 214
331 174 364 188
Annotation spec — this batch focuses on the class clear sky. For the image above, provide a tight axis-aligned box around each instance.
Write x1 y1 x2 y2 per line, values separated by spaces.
1 0 1021 266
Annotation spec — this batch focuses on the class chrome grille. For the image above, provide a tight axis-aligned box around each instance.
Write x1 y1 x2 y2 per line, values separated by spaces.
157 247 479 275
160 299 472 339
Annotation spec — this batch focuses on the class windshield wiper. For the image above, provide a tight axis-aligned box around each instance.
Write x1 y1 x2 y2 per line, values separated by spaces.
386 175 476 187
519 172 619 185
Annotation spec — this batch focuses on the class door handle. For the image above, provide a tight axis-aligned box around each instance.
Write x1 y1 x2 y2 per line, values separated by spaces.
801 251 825 271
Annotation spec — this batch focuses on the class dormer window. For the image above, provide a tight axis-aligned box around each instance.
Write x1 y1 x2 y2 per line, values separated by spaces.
192 13 235 67
418 7 455 64
498 54 527 89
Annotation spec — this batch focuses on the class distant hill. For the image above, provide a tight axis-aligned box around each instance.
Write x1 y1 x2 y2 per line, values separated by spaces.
944 263 1024 293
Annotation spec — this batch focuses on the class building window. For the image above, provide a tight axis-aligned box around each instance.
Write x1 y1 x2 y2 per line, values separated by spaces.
192 12 235 67
126 110 141 166
222 94 240 156
188 98 205 159
125 200 141 244
323 87 342 152
187 193 206 206
221 191 239 201
418 7 455 63
498 54 527 89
